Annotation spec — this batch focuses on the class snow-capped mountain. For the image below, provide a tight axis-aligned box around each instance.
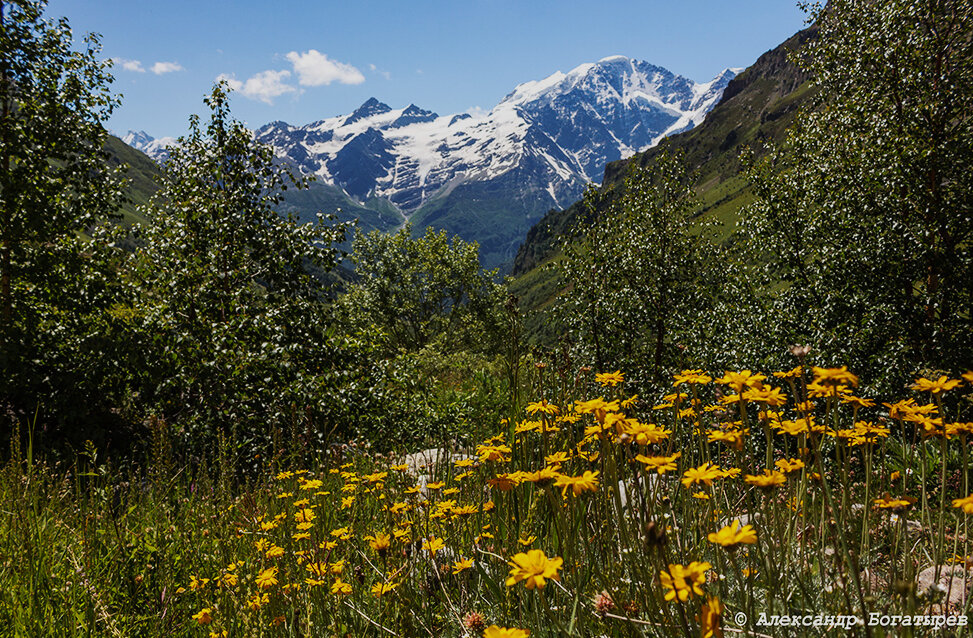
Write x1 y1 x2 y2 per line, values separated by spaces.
126 57 737 267
121 130 177 161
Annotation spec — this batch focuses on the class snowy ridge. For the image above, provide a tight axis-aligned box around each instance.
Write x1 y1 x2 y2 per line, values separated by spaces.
121 130 178 161
247 57 736 213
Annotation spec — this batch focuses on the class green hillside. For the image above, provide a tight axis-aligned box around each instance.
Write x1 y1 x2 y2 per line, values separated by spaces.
509 27 817 340
104 134 162 224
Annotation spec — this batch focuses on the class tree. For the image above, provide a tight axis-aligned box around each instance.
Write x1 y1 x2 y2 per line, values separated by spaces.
131 83 351 456
745 0 973 388
555 148 721 386
0 0 126 439
341 224 507 353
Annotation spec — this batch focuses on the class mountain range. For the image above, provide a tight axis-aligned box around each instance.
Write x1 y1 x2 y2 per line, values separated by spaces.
508 26 816 342
123 57 737 267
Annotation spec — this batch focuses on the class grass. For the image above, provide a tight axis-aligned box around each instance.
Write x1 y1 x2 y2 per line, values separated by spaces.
2 366 972 637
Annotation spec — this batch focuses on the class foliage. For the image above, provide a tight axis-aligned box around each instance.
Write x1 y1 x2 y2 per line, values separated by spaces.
128 83 355 460
340 224 508 354
0 0 129 447
743 0 973 393
555 149 727 388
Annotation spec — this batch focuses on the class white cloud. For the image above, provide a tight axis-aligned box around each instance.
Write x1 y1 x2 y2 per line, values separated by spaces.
217 70 297 105
151 61 184 75
369 63 391 80
285 49 364 86
114 58 145 73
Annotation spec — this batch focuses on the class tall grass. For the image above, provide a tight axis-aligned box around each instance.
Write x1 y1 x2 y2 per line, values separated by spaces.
1 366 971 637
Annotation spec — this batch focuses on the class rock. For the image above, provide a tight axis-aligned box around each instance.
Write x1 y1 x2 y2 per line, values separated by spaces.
917 565 970 607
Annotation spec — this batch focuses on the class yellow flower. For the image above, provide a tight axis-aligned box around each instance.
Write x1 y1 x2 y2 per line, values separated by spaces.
554 470 600 497
660 562 711 602
545 451 571 466
452 504 478 517
265 544 285 559
952 495 973 514
742 385 787 406
526 400 560 416
744 470 786 490
259 520 278 531
364 471 388 484
477 444 512 462
330 527 352 540
256 567 279 589
189 575 210 591
422 537 445 556
246 593 269 610
622 421 671 445
505 549 563 590
708 520 757 549
635 452 681 474
673 369 713 386
775 458 805 473
595 370 625 386
716 370 766 393
518 535 537 546
811 366 859 388
305 562 328 578
873 493 916 511
681 462 722 488
573 397 620 414
365 532 392 553
192 608 213 625
522 466 560 486
697 596 723 638
910 376 962 394
707 428 746 450
483 627 530 638
840 394 875 409
294 508 315 523
331 578 352 596
371 581 398 597
488 473 521 491
452 557 474 574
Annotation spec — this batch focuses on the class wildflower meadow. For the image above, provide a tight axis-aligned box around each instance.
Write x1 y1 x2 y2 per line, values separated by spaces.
4 364 972 636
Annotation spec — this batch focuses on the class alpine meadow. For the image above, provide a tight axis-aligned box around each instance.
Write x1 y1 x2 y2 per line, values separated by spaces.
1 0 972 636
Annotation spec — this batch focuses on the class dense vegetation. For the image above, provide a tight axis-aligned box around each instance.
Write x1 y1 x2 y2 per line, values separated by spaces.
1 0 972 635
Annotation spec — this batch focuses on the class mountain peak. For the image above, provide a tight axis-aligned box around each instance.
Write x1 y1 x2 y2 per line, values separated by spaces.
345 98 392 125
122 130 154 146
390 104 438 128
597 54 630 64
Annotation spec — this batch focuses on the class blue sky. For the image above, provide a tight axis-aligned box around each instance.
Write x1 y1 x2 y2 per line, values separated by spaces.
47 1 809 139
